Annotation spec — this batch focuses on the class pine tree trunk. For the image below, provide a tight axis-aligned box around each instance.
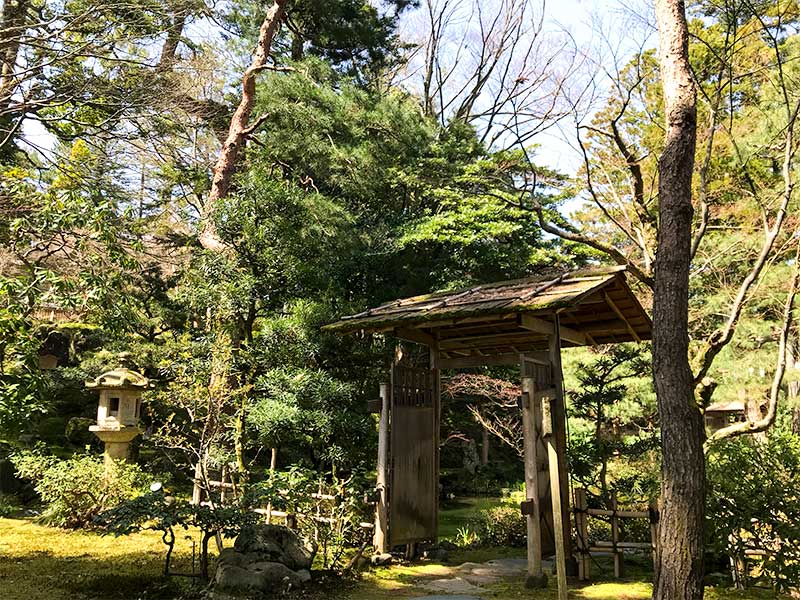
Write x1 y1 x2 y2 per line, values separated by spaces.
652 1 705 599
199 0 288 251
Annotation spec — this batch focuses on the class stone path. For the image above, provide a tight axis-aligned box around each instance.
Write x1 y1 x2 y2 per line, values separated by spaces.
414 557 553 597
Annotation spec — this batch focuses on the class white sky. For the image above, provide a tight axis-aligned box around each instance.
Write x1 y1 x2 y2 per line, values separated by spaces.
21 0 655 178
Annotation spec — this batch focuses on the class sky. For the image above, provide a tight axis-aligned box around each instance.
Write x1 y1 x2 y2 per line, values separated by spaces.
20 0 656 179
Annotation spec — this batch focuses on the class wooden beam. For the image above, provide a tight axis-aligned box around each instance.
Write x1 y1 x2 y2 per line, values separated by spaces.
407 313 518 330
439 331 547 351
549 317 571 597
394 327 436 347
521 314 586 346
604 292 641 342
439 353 521 369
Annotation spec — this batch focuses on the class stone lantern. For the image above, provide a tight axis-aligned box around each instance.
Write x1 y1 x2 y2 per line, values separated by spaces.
87 366 148 466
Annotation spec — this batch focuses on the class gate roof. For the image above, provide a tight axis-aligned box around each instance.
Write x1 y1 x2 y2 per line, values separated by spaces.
324 266 651 362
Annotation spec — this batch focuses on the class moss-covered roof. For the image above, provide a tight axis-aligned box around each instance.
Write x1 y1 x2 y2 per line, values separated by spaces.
86 367 149 390
324 266 651 359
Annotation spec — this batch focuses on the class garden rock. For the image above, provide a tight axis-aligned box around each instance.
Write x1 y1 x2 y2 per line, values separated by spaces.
422 546 450 562
211 525 313 596
233 523 313 571
371 552 394 566
215 560 303 593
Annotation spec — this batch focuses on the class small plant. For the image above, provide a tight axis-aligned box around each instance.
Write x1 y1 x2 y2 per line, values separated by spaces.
11 448 147 528
454 526 479 547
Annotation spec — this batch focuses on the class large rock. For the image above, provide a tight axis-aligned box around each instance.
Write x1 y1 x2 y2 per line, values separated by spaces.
215 560 303 593
233 524 313 571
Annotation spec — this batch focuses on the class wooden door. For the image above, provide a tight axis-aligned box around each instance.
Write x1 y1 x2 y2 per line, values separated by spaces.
389 364 439 546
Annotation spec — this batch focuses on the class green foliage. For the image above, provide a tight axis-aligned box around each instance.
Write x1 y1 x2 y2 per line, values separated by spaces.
706 430 800 591
12 449 147 528
470 505 527 548
0 493 22 517
565 346 659 506
249 368 370 471
246 466 372 569
96 489 257 578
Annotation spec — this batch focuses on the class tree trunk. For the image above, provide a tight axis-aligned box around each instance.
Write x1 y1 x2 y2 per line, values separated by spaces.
199 0 288 251
481 424 489 466
0 0 27 104
652 1 705 599
791 381 800 435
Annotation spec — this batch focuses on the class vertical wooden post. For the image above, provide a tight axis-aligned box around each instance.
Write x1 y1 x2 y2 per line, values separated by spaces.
374 382 390 553
575 487 590 581
220 465 227 505
431 344 441 547
521 366 544 585
611 490 623 578
266 448 277 524
543 396 568 600
549 316 573 558
649 498 660 571
481 421 490 466
191 461 202 505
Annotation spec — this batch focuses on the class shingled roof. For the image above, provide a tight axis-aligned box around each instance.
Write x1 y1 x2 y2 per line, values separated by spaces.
324 266 651 363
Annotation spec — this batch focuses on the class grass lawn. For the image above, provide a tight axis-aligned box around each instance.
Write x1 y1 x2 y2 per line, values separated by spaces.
0 515 790 600
437 496 505 540
0 517 208 600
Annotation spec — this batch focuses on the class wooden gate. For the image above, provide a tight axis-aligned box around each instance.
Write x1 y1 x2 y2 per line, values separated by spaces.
389 364 439 546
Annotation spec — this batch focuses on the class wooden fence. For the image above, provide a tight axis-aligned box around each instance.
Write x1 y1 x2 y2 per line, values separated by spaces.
192 467 374 534
573 487 660 581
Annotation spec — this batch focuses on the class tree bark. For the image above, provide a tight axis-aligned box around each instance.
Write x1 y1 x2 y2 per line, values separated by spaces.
652 1 705 600
0 0 28 115
199 0 288 251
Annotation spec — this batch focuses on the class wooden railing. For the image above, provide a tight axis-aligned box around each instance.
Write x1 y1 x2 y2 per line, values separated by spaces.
573 487 660 580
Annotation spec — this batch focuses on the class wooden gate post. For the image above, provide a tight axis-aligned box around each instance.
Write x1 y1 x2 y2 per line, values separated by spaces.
543 395 568 600
374 382 390 553
520 368 545 587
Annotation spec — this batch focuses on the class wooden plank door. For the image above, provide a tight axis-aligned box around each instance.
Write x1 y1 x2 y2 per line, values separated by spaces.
389 364 439 546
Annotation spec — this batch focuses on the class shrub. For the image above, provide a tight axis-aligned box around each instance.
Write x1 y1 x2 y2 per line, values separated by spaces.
472 505 526 547
0 493 21 516
245 466 372 569
12 449 147 528
706 430 800 591
96 490 256 580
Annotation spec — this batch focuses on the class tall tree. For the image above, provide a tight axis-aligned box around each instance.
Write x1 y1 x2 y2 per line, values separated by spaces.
652 1 705 599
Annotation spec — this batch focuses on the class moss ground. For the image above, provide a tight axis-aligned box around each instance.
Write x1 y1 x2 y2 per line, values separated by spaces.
0 515 790 600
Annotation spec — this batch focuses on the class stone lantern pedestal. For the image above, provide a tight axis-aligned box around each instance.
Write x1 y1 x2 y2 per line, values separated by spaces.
89 426 142 466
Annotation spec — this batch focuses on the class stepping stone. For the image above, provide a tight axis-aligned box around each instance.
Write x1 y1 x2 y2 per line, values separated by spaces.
485 558 528 571
420 576 486 594
414 595 481 600
414 596 482 600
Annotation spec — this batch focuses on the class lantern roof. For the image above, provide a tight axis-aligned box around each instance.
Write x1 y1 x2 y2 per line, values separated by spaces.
86 367 149 390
